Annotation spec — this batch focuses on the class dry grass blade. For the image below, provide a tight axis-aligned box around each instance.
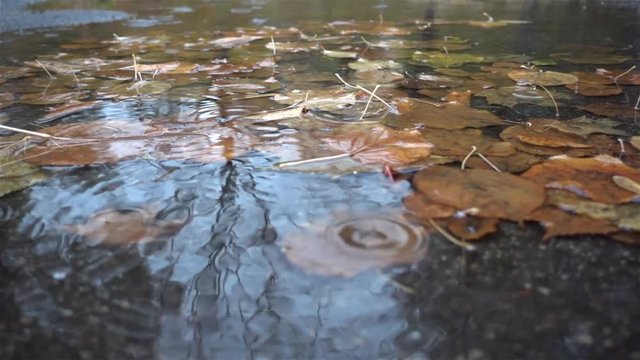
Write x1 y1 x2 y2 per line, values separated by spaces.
360 84 380 120
35 60 54 79
460 146 477 170
427 218 476 251
276 153 352 168
0 124 72 141
334 73 398 113
537 84 559 117
614 65 636 84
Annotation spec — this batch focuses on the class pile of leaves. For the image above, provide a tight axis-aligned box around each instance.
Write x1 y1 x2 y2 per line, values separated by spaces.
1 15 639 247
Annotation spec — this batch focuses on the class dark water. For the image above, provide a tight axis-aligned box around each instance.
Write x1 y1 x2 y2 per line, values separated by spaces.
1 1 640 359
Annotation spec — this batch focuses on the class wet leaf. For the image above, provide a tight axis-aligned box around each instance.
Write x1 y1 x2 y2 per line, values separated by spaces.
579 103 639 119
404 193 456 219
322 48 359 59
606 68 640 85
327 21 412 36
411 51 485 68
413 165 545 221
401 73 464 90
464 151 543 173
476 86 570 108
273 88 357 111
565 82 622 97
522 155 640 204
284 214 427 277
392 98 504 130
612 175 640 195
432 18 531 28
446 216 499 241
508 70 578 86
108 80 173 98
353 70 404 84
422 128 515 157
499 125 597 156
536 116 626 138
242 104 306 123
210 78 283 94
551 52 631 65
37 100 102 124
265 41 319 53
19 91 88 105
348 59 402 71
0 92 16 109
631 136 640 151
208 35 263 49
323 125 433 166
548 190 640 232
0 158 48 198
63 206 185 246
528 206 618 240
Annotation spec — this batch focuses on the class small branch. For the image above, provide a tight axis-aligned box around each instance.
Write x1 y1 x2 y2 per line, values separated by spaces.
477 152 502 172
334 73 398 113
537 84 559 117
618 138 626 155
482 12 495 22
360 84 380 120
635 93 640 111
427 218 476 251
270 36 277 56
277 153 352 168
614 65 636 84
414 98 445 108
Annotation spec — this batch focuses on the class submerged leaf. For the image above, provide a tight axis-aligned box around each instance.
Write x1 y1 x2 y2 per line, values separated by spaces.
508 70 578 86
63 206 185 245
536 117 626 138
323 125 433 166
579 103 639 119
528 206 618 240
565 82 622 97
476 86 570 108
392 98 504 130
411 51 484 68
413 165 545 221
0 158 48 197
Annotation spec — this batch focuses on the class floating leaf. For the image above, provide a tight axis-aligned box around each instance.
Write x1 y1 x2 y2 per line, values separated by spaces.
19 91 88 105
535 116 626 138
208 35 263 49
323 125 433 166
565 82 622 97
548 190 640 232
411 51 484 68
432 18 531 28
404 193 456 219
464 151 543 173
242 104 306 123
528 206 618 240
413 165 545 221
612 175 640 195
392 98 504 130
36 101 102 124
508 70 578 86
500 124 597 156
273 88 357 111
347 59 402 71
631 136 640 151
607 69 640 85
265 41 319 53
446 216 498 240
551 52 631 65
210 78 283 94
579 103 638 119
422 128 515 157
476 86 570 108
353 70 404 84
522 155 640 204
322 48 359 59
0 158 48 197
401 73 464 90
284 214 427 277
327 21 412 36
62 206 185 246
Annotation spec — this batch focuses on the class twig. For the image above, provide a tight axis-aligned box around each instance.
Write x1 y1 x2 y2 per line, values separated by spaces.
277 153 352 168
442 46 449 55
460 146 477 170
414 98 445 108
360 85 380 120
618 138 626 155
132 54 143 82
270 36 276 56
635 93 640 111
35 60 54 79
537 84 559 117
482 12 495 22
477 152 502 172
0 124 72 141
334 73 398 113
427 218 476 251
614 65 636 84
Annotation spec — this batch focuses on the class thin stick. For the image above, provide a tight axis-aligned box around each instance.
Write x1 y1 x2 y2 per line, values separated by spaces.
334 73 398 113
427 218 476 251
635 94 640 110
460 146 477 170
537 84 559 117
360 84 380 120
618 138 626 155
0 124 71 141
442 46 448 55
482 12 495 22
477 152 502 172
614 65 636 84
277 153 351 168
270 36 276 56
35 60 54 79
414 98 445 108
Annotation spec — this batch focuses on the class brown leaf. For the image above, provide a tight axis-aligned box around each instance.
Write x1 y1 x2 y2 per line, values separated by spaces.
528 206 618 240
422 128 516 157
413 165 545 221
63 206 185 246
522 155 640 204
565 82 623 97
323 125 433 166
403 193 456 219
446 216 499 241
533 117 626 138
463 151 543 173
392 98 504 130
284 214 427 277
499 124 598 157
208 35 263 49
579 103 639 119
508 70 578 86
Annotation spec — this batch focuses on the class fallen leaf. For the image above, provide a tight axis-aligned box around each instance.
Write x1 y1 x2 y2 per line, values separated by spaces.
422 128 516 157
411 51 485 68
403 193 456 219
579 103 639 119
413 165 545 221
528 206 618 240
446 216 499 240
612 175 640 195
242 104 306 123
508 70 578 86
631 136 640 151
476 86 571 108
606 69 640 85
548 190 640 231
63 206 185 246
500 124 596 156
208 35 263 49
323 125 433 166
401 73 465 90
551 52 631 65
322 48 359 59
19 91 89 105
464 151 543 173
265 41 319 53
353 70 404 84
392 98 504 130
565 82 622 97
534 116 626 138
0 158 48 198
284 214 427 277
522 155 640 204
36 101 102 124
327 21 412 36
348 59 402 71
